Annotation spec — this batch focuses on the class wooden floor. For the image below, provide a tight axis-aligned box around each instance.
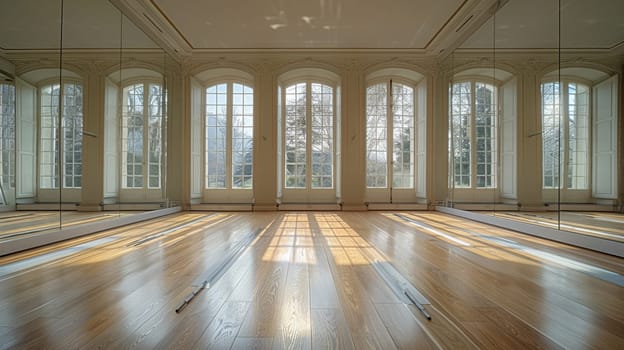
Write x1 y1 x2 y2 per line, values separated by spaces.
0 211 623 349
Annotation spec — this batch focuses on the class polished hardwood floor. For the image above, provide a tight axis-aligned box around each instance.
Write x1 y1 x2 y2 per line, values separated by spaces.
0 211 622 349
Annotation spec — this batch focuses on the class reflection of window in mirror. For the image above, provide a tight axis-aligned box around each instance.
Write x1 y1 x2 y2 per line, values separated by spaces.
121 81 164 191
1 82 16 204
540 72 619 203
38 81 83 193
541 80 589 191
450 80 497 189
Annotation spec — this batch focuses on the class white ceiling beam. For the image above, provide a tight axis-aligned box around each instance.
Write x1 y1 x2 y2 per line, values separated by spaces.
427 0 507 59
109 0 192 61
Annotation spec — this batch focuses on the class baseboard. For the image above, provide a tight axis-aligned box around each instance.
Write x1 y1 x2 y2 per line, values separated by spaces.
191 203 253 211
366 203 428 210
278 203 341 211
17 203 78 211
102 203 163 211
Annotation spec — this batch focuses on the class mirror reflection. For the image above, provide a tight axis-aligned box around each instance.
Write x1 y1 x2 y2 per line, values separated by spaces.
446 0 623 249
0 0 174 248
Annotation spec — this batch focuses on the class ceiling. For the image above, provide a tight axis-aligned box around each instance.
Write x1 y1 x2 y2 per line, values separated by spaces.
1 0 622 56
462 0 624 49
151 0 465 49
0 0 158 50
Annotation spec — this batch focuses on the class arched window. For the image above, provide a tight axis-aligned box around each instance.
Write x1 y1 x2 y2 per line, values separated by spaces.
541 80 589 190
284 81 334 189
366 80 414 189
277 68 340 204
204 82 254 190
0 82 16 203
121 81 164 190
450 81 497 189
39 81 83 189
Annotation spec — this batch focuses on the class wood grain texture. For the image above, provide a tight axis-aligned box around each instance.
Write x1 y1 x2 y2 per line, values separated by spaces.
231 337 273 350
272 262 311 350
0 211 623 349
311 308 355 350
190 301 250 349
374 303 437 350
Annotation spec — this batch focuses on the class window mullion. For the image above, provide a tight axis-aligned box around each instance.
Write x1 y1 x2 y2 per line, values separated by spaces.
471 81 476 189
563 82 570 191
280 87 285 192
387 80 393 191
226 83 233 190
201 89 206 191
143 84 149 189
58 82 64 190
306 82 312 191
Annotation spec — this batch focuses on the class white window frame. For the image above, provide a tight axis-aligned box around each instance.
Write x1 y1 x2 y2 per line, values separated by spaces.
119 78 166 203
365 77 418 203
277 69 340 204
449 79 498 200
0 82 16 206
201 78 255 204
541 79 591 202
37 79 83 203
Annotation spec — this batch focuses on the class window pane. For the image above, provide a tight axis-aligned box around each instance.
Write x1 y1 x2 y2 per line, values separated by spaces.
366 83 388 188
205 83 227 189
147 84 162 189
542 82 561 189
285 83 307 189
39 83 61 189
62 83 83 189
474 82 496 188
1 84 16 189
232 83 253 189
311 83 333 189
392 83 414 189
567 83 589 189
450 82 471 188
122 84 144 189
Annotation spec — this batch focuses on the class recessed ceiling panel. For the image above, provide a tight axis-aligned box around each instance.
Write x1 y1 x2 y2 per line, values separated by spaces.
462 0 624 49
153 0 464 49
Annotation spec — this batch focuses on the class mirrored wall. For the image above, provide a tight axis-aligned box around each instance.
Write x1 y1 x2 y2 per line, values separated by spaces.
444 0 623 255
0 0 176 252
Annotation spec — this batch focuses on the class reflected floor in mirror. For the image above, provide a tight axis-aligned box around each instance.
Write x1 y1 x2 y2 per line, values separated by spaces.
0 211 623 349
487 211 624 243
0 211 136 239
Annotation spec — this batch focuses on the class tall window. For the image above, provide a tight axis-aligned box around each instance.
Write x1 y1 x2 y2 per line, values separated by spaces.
366 81 415 189
205 82 253 189
284 82 334 189
39 82 83 189
1 83 16 198
450 81 497 188
542 81 589 189
122 82 163 189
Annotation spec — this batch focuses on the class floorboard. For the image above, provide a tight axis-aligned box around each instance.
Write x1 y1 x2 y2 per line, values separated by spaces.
0 211 622 349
